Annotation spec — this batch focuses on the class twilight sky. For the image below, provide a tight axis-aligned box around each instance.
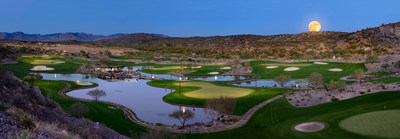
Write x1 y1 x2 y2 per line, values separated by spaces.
0 0 399 37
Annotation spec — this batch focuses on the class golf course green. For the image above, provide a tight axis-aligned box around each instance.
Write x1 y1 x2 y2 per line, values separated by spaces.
250 61 367 82
178 81 253 99
339 110 400 138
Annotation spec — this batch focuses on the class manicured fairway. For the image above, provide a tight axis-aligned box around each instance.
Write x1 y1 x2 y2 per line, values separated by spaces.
367 72 396 76
339 110 400 138
6 57 82 78
262 63 312 67
178 81 253 99
251 61 367 82
188 91 400 139
370 77 400 84
184 64 229 76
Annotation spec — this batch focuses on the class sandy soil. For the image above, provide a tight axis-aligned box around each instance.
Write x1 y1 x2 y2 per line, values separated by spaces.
284 67 300 71
293 122 326 132
220 67 232 70
76 81 93 86
266 66 278 69
314 62 328 65
30 66 54 71
328 68 343 72
53 61 65 64
208 72 219 75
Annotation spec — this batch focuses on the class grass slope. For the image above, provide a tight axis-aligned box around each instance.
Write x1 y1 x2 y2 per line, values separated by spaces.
35 80 146 137
370 77 400 84
251 61 367 82
184 65 229 76
188 91 400 139
6 57 82 78
339 110 400 138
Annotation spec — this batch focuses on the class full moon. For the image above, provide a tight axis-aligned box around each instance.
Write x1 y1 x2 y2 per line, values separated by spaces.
309 21 321 32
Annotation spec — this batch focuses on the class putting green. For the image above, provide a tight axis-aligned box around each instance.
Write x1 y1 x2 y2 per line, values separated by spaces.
177 82 253 99
262 63 312 67
339 110 400 138
150 66 184 70
30 59 57 64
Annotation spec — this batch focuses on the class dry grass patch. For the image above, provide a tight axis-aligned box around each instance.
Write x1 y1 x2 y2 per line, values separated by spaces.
30 59 57 65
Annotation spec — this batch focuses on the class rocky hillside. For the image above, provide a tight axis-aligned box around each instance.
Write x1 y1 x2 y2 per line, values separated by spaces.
0 69 128 139
0 32 127 42
94 22 400 59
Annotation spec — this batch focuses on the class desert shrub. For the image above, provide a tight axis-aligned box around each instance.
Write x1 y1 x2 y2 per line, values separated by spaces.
0 103 7 111
46 100 57 109
367 89 371 92
227 118 239 122
331 96 339 102
69 102 89 117
360 92 365 94
10 109 36 129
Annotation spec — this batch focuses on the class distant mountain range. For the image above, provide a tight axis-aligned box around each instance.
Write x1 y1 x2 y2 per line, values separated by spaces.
0 32 168 42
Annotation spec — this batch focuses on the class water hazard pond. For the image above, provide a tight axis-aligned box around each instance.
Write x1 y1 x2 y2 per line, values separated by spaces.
39 70 253 126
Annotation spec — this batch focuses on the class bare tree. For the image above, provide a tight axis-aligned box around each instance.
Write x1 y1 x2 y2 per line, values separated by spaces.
204 96 236 124
168 109 194 128
70 102 89 117
87 89 106 101
306 72 323 93
351 69 364 84
273 75 291 87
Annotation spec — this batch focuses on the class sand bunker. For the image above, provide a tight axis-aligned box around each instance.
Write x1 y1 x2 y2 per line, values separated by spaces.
208 72 220 75
266 66 279 69
293 122 326 133
328 68 343 72
220 67 232 70
314 62 328 65
30 66 54 71
284 67 300 71
76 81 93 86
192 66 202 69
53 61 65 64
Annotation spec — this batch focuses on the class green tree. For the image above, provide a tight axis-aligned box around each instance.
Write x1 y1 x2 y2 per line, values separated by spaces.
23 75 37 86
351 69 364 84
104 50 112 58
328 80 346 94
244 62 251 71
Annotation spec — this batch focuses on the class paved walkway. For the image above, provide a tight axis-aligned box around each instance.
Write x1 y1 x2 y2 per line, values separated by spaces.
123 95 283 134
